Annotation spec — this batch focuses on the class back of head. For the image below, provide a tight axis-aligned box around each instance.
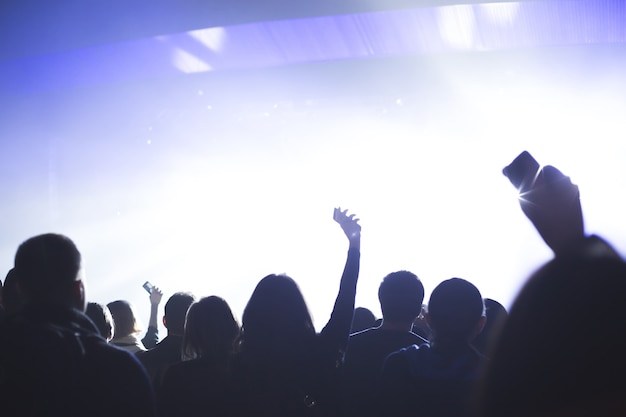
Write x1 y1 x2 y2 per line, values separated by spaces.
85 302 114 341
241 274 315 356
472 298 508 356
164 292 196 335
182 296 240 361
479 256 626 417
14 234 82 309
427 278 484 345
351 307 377 333
107 300 139 338
378 270 424 324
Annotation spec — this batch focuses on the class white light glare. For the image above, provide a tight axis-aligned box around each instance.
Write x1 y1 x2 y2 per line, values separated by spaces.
188 27 227 54
437 4 477 50
172 48 212 74
479 2 521 26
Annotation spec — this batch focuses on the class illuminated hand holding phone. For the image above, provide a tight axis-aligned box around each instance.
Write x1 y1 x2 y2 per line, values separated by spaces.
504 152 584 255
148 285 163 306
334 207 361 249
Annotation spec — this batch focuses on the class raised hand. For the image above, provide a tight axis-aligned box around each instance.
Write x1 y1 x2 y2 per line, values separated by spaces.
334 207 361 247
516 165 584 255
149 285 163 306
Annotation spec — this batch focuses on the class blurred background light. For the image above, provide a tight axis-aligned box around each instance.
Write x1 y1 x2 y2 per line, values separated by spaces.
1 0 625 332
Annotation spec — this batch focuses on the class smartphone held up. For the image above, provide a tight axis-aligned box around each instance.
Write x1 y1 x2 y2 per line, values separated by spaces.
503 151 540 193
142 281 155 294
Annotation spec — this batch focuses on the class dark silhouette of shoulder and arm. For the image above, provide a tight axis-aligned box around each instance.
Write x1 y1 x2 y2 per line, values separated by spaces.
478 154 626 417
0 233 156 417
1 269 22 317
0 276 4 322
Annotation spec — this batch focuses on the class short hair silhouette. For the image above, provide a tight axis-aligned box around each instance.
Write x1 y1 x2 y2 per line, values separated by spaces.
378 270 424 323
428 278 484 342
473 298 507 356
351 307 377 333
107 300 141 337
86 302 114 341
240 274 314 356
14 233 82 307
164 292 196 335
182 296 240 361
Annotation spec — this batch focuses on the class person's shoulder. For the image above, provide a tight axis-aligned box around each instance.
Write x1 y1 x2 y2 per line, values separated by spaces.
88 341 154 392
347 327 387 352
408 330 429 345
349 326 380 341
91 337 144 363
394 342 425 356
386 343 424 365
380 329 427 346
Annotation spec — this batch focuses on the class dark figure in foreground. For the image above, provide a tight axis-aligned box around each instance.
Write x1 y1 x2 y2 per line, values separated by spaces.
137 292 196 392
478 157 626 417
380 278 486 417
343 270 427 417
2 268 22 317
159 296 240 417
231 208 361 417
0 277 4 322
0 233 156 417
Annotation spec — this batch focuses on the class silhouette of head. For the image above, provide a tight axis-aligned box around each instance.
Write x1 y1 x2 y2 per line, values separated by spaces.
107 300 140 338
427 278 484 345
378 270 424 324
479 256 626 417
472 298 507 356
351 307 377 333
14 233 84 311
86 302 114 341
164 292 196 336
182 296 240 361
241 274 314 356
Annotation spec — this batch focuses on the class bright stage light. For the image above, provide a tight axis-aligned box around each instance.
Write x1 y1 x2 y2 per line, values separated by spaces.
2 0 626 333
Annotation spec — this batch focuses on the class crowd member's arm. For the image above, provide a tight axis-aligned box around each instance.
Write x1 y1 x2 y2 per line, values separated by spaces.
142 286 163 349
319 208 361 349
505 153 619 258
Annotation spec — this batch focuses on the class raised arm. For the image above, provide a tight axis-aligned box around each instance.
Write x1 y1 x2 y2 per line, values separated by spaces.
142 285 163 349
320 208 361 349
517 164 585 255
504 153 621 259
503 152 584 256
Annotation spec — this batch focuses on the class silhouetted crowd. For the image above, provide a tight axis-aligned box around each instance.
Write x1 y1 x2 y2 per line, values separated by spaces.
2 154 626 417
